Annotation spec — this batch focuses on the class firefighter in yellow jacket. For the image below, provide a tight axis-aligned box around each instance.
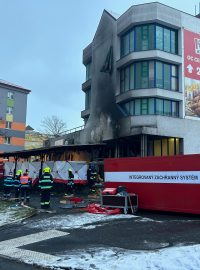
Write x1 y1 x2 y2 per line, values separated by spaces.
39 167 53 209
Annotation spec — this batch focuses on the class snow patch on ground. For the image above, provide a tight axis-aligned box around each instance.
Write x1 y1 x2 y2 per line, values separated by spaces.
27 213 137 230
0 203 35 227
52 245 200 270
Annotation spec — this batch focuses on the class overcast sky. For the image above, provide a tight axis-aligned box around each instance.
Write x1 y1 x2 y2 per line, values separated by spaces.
0 0 199 131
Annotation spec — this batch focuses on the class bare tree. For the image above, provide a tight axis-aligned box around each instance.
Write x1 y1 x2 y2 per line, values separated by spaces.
40 115 67 137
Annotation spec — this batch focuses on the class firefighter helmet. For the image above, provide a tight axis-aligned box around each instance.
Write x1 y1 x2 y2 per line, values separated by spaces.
43 167 51 173
16 169 23 175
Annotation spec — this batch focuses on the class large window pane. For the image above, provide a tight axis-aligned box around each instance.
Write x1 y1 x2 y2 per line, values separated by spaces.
149 25 155 49
168 138 175 155
141 62 149 88
164 100 171 116
135 62 141 89
135 26 142 51
164 28 171 52
130 64 134 89
149 61 154 88
130 30 134 52
172 101 179 117
141 99 148 115
141 25 149 50
164 64 171 89
135 99 141 115
171 31 175 54
171 77 178 91
162 139 168 156
156 26 163 50
121 34 129 56
124 67 130 91
156 62 163 88
130 100 134 115
86 62 91 81
156 99 163 114
154 140 162 156
149 98 155 114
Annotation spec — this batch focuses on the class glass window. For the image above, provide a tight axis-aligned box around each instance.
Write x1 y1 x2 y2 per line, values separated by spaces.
154 140 162 156
171 65 178 77
135 26 142 51
130 64 134 90
149 24 155 49
86 62 91 81
149 61 154 88
121 34 129 56
171 77 178 91
135 62 141 89
163 64 171 89
156 26 163 50
164 28 171 52
141 99 148 115
141 25 149 50
172 101 179 117
123 102 130 116
130 100 134 115
162 139 168 156
8 92 14 99
124 67 130 91
156 99 163 115
135 99 140 115
130 30 134 52
168 138 175 155
171 31 177 54
156 62 163 88
121 24 178 57
149 98 155 114
164 100 171 116
141 62 149 88
175 138 180 154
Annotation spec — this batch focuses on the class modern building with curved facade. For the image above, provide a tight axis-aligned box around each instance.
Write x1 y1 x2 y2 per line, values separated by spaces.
81 2 200 157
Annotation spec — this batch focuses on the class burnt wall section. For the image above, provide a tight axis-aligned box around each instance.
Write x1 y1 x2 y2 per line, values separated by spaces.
81 10 123 144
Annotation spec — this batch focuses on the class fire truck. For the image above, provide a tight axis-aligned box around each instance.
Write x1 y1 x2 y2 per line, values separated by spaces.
104 154 200 214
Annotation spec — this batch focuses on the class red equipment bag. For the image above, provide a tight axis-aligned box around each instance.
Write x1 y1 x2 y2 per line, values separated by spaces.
87 203 121 215
102 187 117 195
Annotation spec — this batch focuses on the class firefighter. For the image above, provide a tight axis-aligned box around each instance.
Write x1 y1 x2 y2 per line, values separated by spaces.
66 168 74 195
87 164 97 192
39 167 53 209
14 169 22 201
20 171 32 203
3 171 14 199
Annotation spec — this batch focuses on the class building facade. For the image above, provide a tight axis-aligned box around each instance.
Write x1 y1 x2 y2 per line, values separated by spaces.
0 80 30 152
80 2 200 157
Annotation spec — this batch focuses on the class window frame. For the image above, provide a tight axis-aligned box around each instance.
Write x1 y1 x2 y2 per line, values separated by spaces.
120 23 178 58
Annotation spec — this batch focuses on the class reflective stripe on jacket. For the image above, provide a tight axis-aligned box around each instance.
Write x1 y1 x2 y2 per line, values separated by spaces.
14 175 21 188
39 173 53 189
4 176 14 187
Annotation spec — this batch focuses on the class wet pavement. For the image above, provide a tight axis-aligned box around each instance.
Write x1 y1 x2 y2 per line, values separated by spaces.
1 190 200 269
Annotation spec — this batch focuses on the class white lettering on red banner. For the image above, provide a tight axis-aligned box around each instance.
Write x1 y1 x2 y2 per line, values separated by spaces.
184 29 200 80
105 171 200 184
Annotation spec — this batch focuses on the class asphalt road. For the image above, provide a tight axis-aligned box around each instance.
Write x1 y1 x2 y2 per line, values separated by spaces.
1 192 200 269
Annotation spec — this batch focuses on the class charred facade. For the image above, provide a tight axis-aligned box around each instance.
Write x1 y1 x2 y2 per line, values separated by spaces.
80 3 200 158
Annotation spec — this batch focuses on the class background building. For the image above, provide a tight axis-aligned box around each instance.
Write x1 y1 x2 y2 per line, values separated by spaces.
25 125 47 150
0 80 30 152
80 2 200 157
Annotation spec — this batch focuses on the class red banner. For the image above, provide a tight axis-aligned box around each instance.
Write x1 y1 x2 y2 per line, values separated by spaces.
184 29 200 80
